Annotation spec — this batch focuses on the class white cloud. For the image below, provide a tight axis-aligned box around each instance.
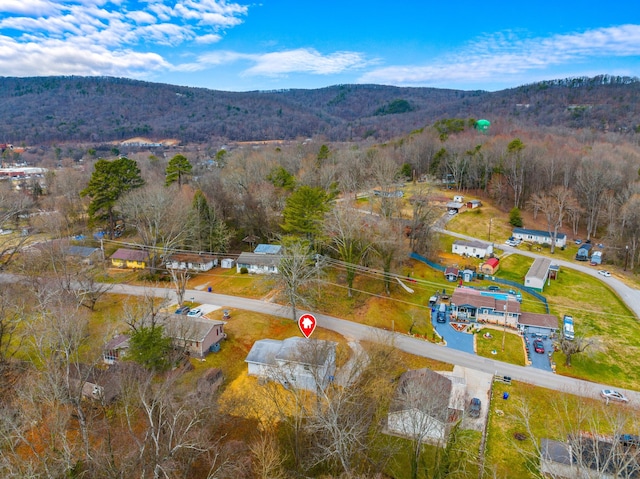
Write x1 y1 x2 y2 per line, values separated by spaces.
360 24 640 86
0 0 250 77
0 35 170 77
0 0 59 16
191 48 373 76
195 33 222 44
243 48 373 76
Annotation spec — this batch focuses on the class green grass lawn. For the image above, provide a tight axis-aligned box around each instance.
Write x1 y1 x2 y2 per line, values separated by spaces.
475 329 526 366
483 380 638 478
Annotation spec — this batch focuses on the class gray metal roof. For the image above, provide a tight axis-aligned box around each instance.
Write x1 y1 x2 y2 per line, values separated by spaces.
160 315 224 343
245 339 284 365
237 252 281 267
526 257 552 281
67 245 99 257
245 337 336 367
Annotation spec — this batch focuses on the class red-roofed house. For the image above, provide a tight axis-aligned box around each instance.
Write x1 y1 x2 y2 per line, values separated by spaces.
480 257 500 275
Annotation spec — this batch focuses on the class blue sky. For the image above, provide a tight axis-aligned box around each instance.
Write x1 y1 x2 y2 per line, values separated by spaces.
1 1 639 92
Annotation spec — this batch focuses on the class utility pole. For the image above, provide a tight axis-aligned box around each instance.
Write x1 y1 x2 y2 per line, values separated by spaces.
488 217 493 241
624 245 629 271
502 296 508 352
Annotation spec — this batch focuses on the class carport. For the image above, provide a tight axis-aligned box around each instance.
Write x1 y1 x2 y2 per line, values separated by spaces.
518 312 559 338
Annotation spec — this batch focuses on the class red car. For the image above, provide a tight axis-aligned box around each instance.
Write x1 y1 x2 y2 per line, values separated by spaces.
533 339 545 354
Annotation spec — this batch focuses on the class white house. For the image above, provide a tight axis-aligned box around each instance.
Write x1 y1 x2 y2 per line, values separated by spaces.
512 228 567 248
165 253 218 272
245 337 337 392
451 239 493 259
525 258 552 291
387 368 465 444
237 244 283 274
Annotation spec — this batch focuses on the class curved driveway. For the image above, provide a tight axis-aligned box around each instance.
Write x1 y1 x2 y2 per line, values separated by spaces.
108 282 640 405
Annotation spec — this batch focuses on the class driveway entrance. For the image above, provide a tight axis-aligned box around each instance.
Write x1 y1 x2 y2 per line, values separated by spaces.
431 307 475 354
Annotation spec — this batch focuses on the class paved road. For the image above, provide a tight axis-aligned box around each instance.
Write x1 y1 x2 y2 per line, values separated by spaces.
437 228 640 320
107 282 640 405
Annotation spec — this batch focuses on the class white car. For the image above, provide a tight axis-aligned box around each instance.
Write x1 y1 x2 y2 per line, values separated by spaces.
187 308 203 318
601 389 629 403
598 270 611 277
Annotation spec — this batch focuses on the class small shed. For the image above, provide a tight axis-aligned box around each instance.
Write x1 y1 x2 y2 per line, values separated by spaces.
220 258 235 269
453 195 464 203
462 269 474 282
466 199 482 209
444 267 459 282
549 264 560 280
480 257 499 275
446 201 465 213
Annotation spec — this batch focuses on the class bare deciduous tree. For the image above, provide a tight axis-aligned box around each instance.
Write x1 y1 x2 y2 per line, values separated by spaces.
275 239 323 321
528 187 578 254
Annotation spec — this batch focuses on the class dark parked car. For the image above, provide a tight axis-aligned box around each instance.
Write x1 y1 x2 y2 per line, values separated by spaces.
488 285 500 292
469 398 481 418
175 306 190 315
533 339 545 354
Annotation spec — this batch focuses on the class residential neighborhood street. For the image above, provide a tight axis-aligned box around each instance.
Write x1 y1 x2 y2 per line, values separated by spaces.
105 282 640 406
437 228 640 320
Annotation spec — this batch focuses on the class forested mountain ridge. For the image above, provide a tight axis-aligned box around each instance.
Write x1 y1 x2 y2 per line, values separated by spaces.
0 74 639 144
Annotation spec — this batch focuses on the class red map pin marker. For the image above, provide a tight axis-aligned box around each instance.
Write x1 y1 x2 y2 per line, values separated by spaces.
298 313 317 338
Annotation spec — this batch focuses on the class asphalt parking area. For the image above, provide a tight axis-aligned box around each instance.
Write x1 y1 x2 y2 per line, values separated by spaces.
431 307 475 354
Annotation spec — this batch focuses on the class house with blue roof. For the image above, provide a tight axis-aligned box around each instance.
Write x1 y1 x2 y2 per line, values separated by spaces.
512 228 567 248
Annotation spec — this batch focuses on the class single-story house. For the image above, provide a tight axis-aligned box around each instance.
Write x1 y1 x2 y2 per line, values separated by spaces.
466 199 482 209
67 245 101 264
525 258 552 291
512 228 567 248
517 312 559 336
452 239 493 259
450 287 558 331
161 315 226 358
246 337 337 392
480 257 500 275
449 288 520 328
103 334 130 365
236 252 281 274
110 248 149 269
236 244 283 274
444 267 459 282
166 252 218 272
387 368 465 444
102 316 226 361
